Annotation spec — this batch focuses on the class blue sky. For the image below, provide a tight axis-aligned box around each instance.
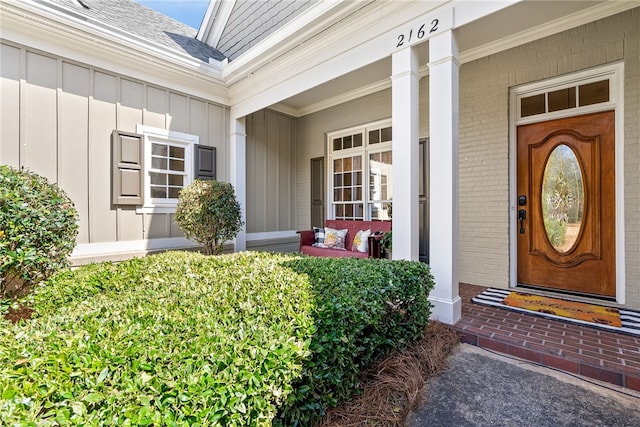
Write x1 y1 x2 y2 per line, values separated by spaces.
137 0 210 29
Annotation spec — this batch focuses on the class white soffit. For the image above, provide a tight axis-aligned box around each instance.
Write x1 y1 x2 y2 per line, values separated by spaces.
456 0 636 63
228 0 450 118
266 0 635 117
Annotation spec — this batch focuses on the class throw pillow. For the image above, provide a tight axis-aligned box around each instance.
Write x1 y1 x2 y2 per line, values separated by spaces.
312 226 326 247
351 229 372 253
324 227 348 249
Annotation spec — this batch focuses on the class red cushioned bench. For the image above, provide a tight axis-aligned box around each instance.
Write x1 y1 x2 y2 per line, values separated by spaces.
297 219 391 259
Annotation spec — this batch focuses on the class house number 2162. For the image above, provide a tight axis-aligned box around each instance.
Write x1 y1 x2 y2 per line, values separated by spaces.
396 19 439 48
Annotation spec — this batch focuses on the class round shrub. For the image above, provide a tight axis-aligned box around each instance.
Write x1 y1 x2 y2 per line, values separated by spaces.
175 180 243 255
0 166 78 297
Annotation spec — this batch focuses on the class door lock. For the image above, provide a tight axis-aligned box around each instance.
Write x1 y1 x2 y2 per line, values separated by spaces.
518 195 527 206
518 209 526 234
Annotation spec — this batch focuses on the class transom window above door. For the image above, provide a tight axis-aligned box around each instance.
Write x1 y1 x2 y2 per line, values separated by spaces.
514 64 619 123
328 120 392 221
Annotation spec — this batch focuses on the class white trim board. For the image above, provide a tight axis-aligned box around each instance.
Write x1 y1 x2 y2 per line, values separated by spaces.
246 230 298 241
71 237 200 259
71 231 299 260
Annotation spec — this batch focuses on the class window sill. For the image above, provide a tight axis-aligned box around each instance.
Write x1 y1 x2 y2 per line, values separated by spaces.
135 206 177 214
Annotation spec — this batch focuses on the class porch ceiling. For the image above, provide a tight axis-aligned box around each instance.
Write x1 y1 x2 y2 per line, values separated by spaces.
273 0 613 117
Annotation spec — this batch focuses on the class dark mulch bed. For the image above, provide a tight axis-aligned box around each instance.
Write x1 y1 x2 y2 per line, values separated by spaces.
317 321 460 427
3 303 34 324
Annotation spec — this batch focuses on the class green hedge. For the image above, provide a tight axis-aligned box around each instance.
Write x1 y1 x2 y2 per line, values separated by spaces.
0 252 434 426
1 252 314 426
275 257 433 425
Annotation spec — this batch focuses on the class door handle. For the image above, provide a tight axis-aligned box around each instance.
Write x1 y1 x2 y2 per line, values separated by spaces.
518 209 526 234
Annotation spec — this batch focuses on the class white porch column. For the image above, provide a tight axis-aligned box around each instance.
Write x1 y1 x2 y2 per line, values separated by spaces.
391 46 419 261
230 115 247 251
428 30 461 325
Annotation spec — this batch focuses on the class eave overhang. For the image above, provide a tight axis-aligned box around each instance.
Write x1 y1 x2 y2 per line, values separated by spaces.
0 0 230 105
225 0 637 118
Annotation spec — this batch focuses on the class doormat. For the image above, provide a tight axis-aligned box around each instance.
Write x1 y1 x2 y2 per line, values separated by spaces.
472 288 640 336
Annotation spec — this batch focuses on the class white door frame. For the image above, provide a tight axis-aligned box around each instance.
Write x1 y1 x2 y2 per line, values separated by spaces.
508 62 625 303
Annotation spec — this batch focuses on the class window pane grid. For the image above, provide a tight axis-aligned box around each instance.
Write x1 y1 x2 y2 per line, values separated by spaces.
368 202 392 221
329 125 393 221
150 142 187 200
333 154 363 220
334 203 364 221
368 149 392 220
520 79 610 118
330 124 392 221
332 132 363 152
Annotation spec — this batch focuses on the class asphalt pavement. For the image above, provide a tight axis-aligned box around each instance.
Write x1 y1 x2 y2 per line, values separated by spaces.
407 344 640 427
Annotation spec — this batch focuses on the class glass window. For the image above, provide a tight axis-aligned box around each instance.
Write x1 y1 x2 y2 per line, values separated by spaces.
519 77 611 119
380 126 392 143
548 87 576 112
139 125 197 210
332 155 364 220
521 94 546 117
579 80 609 106
369 129 380 145
369 150 392 220
149 141 188 204
329 123 393 221
333 132 364 151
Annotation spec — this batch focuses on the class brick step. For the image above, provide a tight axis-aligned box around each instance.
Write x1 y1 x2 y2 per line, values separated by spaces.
456 283 640 392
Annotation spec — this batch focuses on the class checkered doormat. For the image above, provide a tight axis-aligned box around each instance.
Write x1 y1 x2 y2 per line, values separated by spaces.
472 288 640 337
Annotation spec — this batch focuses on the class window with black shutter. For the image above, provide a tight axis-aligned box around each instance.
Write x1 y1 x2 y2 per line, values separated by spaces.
112 130 144 206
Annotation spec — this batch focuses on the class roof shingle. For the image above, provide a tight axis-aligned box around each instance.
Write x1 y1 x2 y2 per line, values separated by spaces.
46 0 225 62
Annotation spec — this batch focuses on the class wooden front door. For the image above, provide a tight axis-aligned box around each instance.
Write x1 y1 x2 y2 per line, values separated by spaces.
516 111 615 297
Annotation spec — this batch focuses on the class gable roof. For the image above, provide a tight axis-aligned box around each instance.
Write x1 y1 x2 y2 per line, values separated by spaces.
199 0 318 61
43 0 225 63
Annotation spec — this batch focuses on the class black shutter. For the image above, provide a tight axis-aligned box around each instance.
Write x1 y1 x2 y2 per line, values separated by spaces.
112 130 144 205
194 144 216 180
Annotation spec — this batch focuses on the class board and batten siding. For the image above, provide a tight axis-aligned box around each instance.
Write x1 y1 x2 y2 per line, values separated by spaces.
245 109 297 234
0 42 230 254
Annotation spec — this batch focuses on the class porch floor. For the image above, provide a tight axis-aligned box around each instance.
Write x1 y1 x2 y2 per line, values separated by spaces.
454 283 640 392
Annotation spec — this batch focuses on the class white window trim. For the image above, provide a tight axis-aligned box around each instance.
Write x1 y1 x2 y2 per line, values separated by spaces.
327 119 392 221
513 63 621 125
508 62 625 303
136 125 198 214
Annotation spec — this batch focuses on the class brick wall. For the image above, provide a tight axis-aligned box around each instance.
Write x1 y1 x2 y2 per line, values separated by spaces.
295 8 640 307
457 8 639 307
622 9 640 307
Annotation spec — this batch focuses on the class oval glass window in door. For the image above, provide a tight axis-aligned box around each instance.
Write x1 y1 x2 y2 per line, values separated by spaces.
541 144 584 253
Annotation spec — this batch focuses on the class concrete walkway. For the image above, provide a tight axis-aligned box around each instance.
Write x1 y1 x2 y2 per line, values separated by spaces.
408 344 640 427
